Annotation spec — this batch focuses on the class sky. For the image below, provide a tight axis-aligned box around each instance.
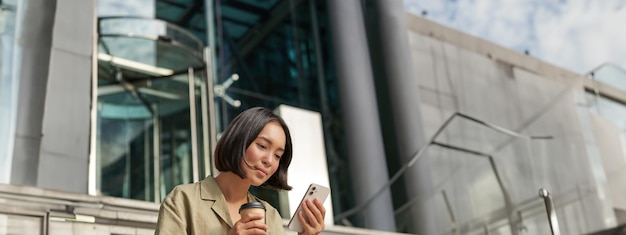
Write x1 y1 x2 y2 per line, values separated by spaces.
403 0 626 75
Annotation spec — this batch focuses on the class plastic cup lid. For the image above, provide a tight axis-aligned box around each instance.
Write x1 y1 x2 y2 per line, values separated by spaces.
239 201 266 213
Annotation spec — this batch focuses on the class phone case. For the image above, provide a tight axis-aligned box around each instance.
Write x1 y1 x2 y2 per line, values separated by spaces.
287 183 330 232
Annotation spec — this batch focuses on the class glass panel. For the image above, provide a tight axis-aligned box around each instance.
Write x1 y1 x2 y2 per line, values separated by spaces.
200 0 348 224
0 0 19 183
97 70 208 201
98 18 204 67
390 113 565 234
589 64 626 93
0 213 42 235
207 0 339 215
98 0 154 18
211 0 334 126
586 92 626 130
394 144 509 234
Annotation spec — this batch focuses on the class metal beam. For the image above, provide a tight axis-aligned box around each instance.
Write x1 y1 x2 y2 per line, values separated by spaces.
177 0 203 27
222 0 268 15
236 0 305 56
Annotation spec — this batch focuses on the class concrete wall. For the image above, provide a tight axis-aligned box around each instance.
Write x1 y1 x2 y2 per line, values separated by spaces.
11 0 56 187
0 183 410 235
405 13 621 234
37 0 95 193
10 0 95 193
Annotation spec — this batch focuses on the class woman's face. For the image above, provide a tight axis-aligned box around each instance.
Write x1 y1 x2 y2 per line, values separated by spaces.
242 121 286 186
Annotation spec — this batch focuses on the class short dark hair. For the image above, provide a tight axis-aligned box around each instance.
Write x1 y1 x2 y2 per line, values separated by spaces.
214 107 293 190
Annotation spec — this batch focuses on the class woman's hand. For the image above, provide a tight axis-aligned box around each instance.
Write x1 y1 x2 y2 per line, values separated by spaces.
229 214 268 235
297 198 326 235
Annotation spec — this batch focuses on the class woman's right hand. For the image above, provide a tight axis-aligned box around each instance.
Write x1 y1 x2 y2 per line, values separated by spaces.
228 214 269 235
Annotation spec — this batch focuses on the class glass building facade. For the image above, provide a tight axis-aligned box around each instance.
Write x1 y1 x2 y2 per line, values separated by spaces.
0 0 20 184
2 0 626 234
93 0 346 213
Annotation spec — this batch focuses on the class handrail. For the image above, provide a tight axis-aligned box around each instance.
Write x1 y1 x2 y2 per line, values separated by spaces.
539 188 561 235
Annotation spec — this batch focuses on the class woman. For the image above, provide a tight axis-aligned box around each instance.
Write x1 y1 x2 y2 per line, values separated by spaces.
155 107 326 235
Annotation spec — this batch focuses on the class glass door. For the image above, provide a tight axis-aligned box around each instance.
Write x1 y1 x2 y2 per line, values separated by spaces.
96 17 209 202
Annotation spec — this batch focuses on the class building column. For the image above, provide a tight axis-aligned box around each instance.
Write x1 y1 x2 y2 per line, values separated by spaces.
326 0 396 231
371 1 437 234
11 0 57 186
36 0 95 193
12 0 94 194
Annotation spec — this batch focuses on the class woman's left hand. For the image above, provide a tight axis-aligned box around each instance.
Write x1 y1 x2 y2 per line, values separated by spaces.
297 198 326 235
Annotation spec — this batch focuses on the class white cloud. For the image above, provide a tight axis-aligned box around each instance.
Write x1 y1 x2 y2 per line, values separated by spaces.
404 0 626 74
535 0 626 74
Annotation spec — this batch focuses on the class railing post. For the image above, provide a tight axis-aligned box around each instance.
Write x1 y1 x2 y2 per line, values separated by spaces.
539 188 561 235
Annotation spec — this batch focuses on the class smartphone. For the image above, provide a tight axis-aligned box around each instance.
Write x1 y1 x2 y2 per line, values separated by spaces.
287 183 330 232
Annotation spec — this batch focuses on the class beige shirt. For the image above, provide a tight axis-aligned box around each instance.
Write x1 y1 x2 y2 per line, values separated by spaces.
155 176 286 235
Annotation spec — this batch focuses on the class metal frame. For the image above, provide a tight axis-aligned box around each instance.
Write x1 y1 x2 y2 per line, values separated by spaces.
153 104 162 202
203 47 218 177
188 67 200 183
88 0 99 196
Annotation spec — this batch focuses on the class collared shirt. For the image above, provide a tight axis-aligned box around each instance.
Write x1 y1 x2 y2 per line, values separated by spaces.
155 176 286 235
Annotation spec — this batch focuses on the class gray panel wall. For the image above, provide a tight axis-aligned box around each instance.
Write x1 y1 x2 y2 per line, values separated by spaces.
406 15 618 234
11 0 57 186
37 0 95 193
